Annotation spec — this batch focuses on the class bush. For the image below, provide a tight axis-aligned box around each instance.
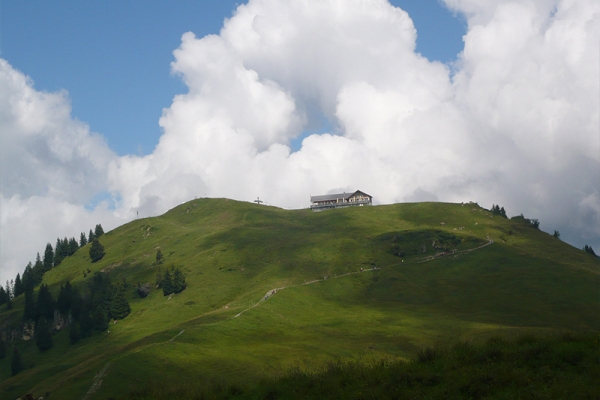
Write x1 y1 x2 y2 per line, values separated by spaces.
137 283 151 298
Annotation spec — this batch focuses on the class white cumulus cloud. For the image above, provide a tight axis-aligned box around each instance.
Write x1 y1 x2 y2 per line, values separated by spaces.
1 0 599 283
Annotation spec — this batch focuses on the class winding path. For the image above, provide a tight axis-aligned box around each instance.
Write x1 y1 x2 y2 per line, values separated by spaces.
83 239 494 398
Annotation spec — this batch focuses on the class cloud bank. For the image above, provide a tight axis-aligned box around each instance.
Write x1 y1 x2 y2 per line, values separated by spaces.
1 0 599 283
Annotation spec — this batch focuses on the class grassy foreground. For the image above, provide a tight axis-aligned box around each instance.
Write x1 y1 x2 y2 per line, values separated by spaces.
124 333 600 399
0 199 599 399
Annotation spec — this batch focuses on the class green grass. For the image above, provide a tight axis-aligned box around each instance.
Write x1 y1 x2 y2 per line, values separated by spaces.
0 199 598 399
122 333 600 400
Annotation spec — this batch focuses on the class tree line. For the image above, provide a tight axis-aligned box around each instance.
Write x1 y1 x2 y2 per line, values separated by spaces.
1 272 130 376
0 224 105 309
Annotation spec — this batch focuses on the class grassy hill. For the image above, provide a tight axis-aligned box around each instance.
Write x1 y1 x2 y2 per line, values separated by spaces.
0 199 598 399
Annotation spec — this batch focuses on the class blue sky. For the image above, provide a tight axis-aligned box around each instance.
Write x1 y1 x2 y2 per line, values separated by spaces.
1 0 598 283
1 0 465 156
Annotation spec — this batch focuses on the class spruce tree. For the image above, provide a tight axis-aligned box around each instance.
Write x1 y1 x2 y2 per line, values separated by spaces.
79 305 93 338
173 268 186 294
23 288 36 321
88 229 95 243
57 281 73 315
70 287 83 321
91 306 108 332
11 347 24 376
80 232 88 247
33 253 44 285
68 237 79 256
54 238 65 266
43 243 54 271
0 335 6 359
156 249 164 265
35 316 53 351
36 284 55 321
69 321 81 344
23 262 35 293
0 286 6 306
14 273 24 298
162 269 173 296
110 285 131 320
95 224 104 238
89 239 106 263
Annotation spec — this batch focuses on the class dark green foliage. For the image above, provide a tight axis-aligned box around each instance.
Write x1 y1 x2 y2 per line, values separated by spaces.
583 244 597 257
57 281 73 315
511 214 540 229
68 236 80 255
80 231 88 247
95 223 105 238
43 242 54 271
137 282 151 298
22 262 35 292
69 320 81 344
0 335 6 359
172 268 186 294
111 285 131 320
33 252 44 285
162 269 173 296
553 230 561 239
91 306 108 332
11 347 24 376
23 287 36 321
54 237 69 266
89 239 106 262
88 229 95 243
70 287 83 321
35 316 53 351
0 286 6 306
4 281 12 309
79 305 94 338
13 273 24 298
491 204 507 218
156 249 164 264
36 283 55 321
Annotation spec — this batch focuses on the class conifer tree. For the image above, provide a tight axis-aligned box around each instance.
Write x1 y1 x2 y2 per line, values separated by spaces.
36 284 55 321
23 262 35 293
79 305 93 338
88 229 95 243
0 335 6 359
173 268 187 294
13 273 24 298
35 316 53 351
70 287 83 321
43 243 54 271
80 232 88 247
33 253 44 285
156 249 164 265
11 347 24 376
5 281 12 309
95 224 104 238
110 285 131 320
54 238 66 266
69 321 81 344
89 239 106 263
23 286 36 322
0 286 6 306
162 269 173 296
57 281 73 315
68 237 79 256
91 306 108 332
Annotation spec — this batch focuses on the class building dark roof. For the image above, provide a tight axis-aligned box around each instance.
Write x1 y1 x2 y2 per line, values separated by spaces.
311 190 372 203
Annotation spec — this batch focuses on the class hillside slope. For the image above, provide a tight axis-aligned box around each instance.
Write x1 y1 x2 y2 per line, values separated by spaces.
1 199 598 399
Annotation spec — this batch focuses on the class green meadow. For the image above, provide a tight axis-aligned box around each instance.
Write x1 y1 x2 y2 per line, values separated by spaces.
0 199 598 399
